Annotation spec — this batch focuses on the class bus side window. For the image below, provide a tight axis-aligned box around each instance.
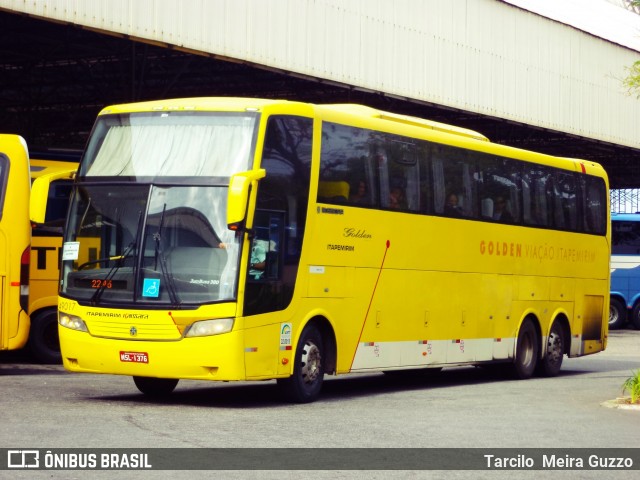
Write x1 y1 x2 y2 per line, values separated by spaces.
433 149 477 218
552 171 578 231
523 167 551 227
582 176 606 235
319 123 377 208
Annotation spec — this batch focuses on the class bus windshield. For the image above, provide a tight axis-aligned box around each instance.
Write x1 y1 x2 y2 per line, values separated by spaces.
80 111 258 179
61 184 240 306
61 109 258 307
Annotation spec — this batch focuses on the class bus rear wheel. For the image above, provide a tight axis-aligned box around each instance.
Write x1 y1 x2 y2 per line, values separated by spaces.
536 321 565 377
512 318 539 379
133 377 178 397
609 297 627 330
277 324 324 403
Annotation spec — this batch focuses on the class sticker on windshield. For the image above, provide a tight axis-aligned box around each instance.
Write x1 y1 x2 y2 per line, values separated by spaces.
62 242 80 261
142 278 160 298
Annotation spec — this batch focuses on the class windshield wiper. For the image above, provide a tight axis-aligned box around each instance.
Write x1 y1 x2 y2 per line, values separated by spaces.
89 209 143 306
89 241 136 306
153 203 181 307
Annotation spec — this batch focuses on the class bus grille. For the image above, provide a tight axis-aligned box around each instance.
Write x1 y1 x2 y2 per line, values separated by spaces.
87 318 181 341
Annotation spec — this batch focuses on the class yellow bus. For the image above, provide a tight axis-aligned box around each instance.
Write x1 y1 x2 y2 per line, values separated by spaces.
57 98 610 402
0 135 32 358
0 146 76 363
28 159 76 362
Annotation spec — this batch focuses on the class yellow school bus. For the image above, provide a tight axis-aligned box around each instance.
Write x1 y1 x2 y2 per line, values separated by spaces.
28 159 76 362
0 135 32 357
58 98 610 402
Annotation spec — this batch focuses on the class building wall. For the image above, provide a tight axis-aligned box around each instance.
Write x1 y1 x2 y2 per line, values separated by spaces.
2 0 639 149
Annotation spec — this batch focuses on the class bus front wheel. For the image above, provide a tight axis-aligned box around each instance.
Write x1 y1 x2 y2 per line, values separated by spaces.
28 309 61 364
512 319 539 379
278 324 325 403
133 377 179 397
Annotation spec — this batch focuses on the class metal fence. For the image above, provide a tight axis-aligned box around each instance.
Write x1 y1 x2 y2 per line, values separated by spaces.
611 189 640 213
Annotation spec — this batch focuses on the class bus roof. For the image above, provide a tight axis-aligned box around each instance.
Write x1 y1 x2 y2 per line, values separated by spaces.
319 104 489 142
98 97 293 115
94 97 606 177
98 97 489 142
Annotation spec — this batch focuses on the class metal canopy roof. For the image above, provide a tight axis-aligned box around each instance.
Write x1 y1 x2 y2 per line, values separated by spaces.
1 10 639 188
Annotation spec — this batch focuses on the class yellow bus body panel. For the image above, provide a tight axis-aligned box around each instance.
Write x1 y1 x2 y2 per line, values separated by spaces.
0 135 31 351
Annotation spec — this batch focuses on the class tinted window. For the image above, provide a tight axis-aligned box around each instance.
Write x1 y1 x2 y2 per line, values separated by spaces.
245 115 313 316
612 220 640 254
317 121 606 236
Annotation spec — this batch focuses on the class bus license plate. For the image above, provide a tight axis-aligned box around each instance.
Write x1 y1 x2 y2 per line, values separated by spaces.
120 351 149 364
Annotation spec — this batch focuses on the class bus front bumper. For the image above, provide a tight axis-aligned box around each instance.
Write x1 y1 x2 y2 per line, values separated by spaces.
59 326 247 381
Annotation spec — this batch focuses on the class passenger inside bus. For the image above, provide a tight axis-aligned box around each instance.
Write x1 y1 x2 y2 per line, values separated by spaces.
249 239 268 280
444 193 462 216
350 179 369 205
389 186 405 209
493 195 513 222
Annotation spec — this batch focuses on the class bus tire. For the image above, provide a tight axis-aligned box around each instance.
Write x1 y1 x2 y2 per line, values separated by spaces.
277 324 324 403
133 377 178 397
536 321 565 377
512 318 539 379
28 309 61 364
609 297 627 330
630 303 640 330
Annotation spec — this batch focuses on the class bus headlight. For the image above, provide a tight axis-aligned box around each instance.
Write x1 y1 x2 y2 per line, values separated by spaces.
59 312 88 332
185 318 234 337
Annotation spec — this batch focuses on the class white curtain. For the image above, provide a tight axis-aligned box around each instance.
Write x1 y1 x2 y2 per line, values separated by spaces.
432 157 445 213
87 119 255 177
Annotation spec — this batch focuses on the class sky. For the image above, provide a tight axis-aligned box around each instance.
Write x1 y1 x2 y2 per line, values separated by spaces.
502 0 640 52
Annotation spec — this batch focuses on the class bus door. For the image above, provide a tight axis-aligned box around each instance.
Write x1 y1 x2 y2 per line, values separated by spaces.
244 209 286 316
0 135 31 351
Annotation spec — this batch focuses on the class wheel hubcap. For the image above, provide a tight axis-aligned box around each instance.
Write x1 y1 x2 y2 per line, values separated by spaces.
300 341 321 384
547 332 562 364
609 307 618 325
522 333 534 365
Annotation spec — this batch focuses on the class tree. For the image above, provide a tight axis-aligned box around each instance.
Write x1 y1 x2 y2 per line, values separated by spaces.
623 1 640 97
623 61 640 97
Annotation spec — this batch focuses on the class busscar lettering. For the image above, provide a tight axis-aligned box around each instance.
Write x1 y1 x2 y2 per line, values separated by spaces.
189 278 220 285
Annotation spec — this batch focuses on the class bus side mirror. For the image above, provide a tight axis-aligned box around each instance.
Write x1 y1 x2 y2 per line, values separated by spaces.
30 176 50 224
30 169 75 225
227 169 266 231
